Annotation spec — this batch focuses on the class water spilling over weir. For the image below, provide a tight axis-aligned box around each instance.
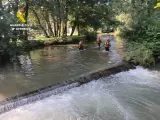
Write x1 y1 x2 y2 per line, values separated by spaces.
0 67 160 120
0 64 132 114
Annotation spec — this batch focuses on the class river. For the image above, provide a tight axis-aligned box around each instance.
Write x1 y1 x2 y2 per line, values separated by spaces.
0 36 123 101
0 67 160 120
0 36 160 120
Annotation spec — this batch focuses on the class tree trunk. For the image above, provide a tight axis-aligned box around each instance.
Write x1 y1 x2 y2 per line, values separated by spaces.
54 19 57 37
57 19 60 37
63 0 68 37
70 23 77 36
0 0 2 8
56 17 59 37
63 22 67 36
32 9 50 38
77 23 80 36
70 16 78 36
57 0 61 37
59 18 61 36
25 0 29 24
43 11 54 36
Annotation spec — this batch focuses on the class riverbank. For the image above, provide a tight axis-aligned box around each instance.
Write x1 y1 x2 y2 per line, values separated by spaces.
29 32 115 49
29 36 84 49
28 32 99 49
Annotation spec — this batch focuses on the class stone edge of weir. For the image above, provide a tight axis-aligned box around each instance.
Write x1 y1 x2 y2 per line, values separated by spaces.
0 62 136 115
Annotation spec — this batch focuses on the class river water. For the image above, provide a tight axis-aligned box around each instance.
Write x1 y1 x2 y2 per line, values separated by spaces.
0 36 123 100
0 67 160 120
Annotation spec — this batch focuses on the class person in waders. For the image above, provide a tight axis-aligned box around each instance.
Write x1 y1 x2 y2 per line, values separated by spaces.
78 40 84 50
105 39 111 51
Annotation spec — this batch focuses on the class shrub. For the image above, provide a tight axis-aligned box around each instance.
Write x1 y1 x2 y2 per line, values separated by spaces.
125 41 155 66
84 31 97 42
68 35 85 43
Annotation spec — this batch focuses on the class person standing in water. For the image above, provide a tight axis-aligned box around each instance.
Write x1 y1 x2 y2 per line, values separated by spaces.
105 39 111 51
97 33 102 48
78 40 84 50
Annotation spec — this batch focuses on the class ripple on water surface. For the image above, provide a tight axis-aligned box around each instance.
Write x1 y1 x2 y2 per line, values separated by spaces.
0 67 160 120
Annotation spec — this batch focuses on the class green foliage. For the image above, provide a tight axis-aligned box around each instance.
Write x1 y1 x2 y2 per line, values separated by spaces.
1 0 159 66
34 33 96 45
125 42 155 66
35 35 86 44
0 0 32 61
84 31 97 42
68 35 85 43
0 9 15 57
35 36 61 41
29 40 44 49
112 0 160 66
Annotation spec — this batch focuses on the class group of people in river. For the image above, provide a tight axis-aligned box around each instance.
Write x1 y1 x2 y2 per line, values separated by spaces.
78 33 111 51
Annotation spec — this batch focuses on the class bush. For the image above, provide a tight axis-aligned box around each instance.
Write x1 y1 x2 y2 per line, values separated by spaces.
68 35 86 43
84 31 97 42
29 40 44 48
35 36 62 41
69 31 97 43
125 42 155 66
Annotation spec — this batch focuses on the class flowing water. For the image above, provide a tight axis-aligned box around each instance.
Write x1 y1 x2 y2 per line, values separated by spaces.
0 36 123 101
0 67 160 120
1 36 159 120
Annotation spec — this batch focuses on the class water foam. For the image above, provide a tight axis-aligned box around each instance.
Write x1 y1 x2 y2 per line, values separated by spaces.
0 67 160 120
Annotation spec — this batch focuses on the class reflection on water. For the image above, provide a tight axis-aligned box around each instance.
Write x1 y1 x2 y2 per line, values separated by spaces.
0 67 160 120
19 55 34 77
0 37 123 100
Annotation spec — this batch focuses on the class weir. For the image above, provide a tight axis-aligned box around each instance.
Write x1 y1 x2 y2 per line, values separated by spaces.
1 66 160 120
0 63 134 114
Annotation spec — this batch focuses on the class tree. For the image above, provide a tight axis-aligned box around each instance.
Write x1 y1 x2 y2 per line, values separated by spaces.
110 0 160 65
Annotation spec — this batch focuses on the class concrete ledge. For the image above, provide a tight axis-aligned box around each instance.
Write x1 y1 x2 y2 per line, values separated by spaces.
0 62 135 114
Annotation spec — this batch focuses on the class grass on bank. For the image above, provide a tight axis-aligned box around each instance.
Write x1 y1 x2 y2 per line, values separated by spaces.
34 32 97 43
34 33 79 41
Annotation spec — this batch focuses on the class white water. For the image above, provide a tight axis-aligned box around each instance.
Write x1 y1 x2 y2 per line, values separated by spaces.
0 67 160 120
